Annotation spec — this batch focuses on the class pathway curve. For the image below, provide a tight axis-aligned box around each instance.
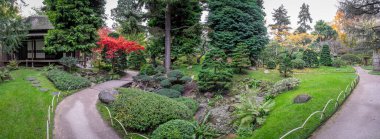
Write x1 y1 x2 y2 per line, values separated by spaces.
311 67 380 139
54 71 138 139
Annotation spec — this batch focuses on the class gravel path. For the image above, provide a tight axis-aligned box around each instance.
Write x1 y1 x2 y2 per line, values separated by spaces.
311 67 380 139
54 71 138 139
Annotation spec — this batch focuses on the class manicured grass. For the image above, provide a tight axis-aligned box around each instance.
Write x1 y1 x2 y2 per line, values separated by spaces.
361 66 380 75
0 68 61 138
362 65 373 70
369 71 380 75
250 66 357 139
178 64 202 80
247 68 283 82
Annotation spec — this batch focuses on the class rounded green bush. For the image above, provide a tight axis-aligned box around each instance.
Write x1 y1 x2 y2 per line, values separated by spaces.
160 79 172 88
155 66 166 74
151 119 195 139
174 97 199 115
341 54 361 65
170 84 185 93
140 64 156 75
167 70 184 80
332 58 346 68
291 59 306 69
110 88 192 131
157 89 181 98
266 60 276 69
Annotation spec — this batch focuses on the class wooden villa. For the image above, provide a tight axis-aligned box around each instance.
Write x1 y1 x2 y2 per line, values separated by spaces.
0 15 79 67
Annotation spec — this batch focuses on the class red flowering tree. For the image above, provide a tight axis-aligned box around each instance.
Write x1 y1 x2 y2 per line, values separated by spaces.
95 27 145 74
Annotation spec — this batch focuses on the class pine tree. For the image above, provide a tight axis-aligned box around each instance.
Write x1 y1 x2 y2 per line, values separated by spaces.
111 0 144 35
128 50 147 70
313 20 338 42
303 49 319 68
270 5 291 43
296 3 313 33
279 51 293 77
208 0 268 65
320 45 332 66
232 43 251 73
44 0 104 53
198 48 232 93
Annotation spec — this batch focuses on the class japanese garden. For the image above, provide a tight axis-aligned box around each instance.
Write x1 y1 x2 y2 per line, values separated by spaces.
0 0 380 139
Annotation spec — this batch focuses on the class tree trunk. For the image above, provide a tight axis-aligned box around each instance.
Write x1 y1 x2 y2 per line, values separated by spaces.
373 49 380 71
164 4 172 72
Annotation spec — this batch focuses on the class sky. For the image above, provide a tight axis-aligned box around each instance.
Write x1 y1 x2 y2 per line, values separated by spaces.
20 0 339 31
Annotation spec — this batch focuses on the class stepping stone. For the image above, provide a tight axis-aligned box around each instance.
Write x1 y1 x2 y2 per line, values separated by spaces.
294 94 312 104
33 84 41 87
31 81 40 84
26 77 36 81
40 88 49 92
52 92 60 96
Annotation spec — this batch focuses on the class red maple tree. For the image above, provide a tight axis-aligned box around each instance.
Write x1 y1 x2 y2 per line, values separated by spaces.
95 27 144 59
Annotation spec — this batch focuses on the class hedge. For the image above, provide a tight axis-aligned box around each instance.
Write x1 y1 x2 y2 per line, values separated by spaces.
46 69 91 90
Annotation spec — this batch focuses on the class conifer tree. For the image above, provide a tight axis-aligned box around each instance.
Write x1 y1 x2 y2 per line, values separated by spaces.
232 43 251 73
296 3 313 33
303 49 319 68
279 51 293 77
270 5 291 43
198 48 232 93
320 45 333 66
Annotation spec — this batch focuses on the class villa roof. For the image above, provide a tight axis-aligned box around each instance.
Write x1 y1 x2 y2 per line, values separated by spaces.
24 15 54 30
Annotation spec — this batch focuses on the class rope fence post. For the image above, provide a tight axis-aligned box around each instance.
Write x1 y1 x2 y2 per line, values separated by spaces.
103 106 114 126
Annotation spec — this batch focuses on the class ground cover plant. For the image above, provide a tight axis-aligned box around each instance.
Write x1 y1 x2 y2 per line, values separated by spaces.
46 69 91 90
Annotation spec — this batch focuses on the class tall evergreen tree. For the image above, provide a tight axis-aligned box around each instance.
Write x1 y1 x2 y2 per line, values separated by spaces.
208 0 268 65
296 3 313 33
313 20 338 42
303 49 319 68
0 0 29 59
111 0 144 35
43 0 105 53
279 51 293 77
320 45 333 66
270 5 291 43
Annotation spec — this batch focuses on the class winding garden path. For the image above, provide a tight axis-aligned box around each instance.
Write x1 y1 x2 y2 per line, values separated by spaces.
54 71 138 139
311 67 380 139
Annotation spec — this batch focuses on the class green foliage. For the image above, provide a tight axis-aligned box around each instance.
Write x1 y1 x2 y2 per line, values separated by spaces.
296 3 313 33
174 97 199 115
156 89 181 98
303 49 319 68
193 112 220 138
320 45 333 66
232 43 251 73
269 5 291 42
167 70 184 82
291 59 306 69
151 119 195 139
110 88 192 131
208 0 268 64
59 56 78 72
0 1 29 55
128 51 147 70
44 0 103 53
46 69 91 90
341 54 361 65
332 58 346 68
6 60 19 71
140 64 156 75
170 84 185 93
233 88 275 135
313 20 337 41
160 79 172 88
270 78 301 96
278 51 293 77
0 68 11 83
266 60 277 69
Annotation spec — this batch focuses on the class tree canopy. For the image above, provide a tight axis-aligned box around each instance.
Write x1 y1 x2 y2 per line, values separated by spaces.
270 4 291 43
296 3 313 33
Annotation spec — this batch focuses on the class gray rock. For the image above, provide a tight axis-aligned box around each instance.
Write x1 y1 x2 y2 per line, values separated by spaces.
40 88 49 92
122 82 133 88
26 77 36 81
33 84 41 87
98 89 119 104
294 94 312 103
209 105 234 134
31 81 40 84
204 92 214 99
52 92 60 96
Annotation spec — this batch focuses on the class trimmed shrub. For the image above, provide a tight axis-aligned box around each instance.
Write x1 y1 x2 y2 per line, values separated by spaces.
59 56 78 72
157 88 181 98
151 119 195 139
110 88 192 131
174 97 199 115
160 79 172 88
6 60 19 70
198 69 233 93
341 54 361 65
270 78 300 95
320 45 332 66
332 58 346 68
0 68 11 82
46 69 91 90
180 76 192 83
171 84 185 93
291 59 306 69
266 60 276 69
167 70 184 82
140 64 156 75
155 66 166 74
303 49 319 68
127 51 146 70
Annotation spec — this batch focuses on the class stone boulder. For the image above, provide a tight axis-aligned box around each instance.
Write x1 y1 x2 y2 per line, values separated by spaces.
98 89 119 104
209 105 234 134
294 94 312 104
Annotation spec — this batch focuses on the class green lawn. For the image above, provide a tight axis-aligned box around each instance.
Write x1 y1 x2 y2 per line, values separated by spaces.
0 68 61 138
250 66 356 139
